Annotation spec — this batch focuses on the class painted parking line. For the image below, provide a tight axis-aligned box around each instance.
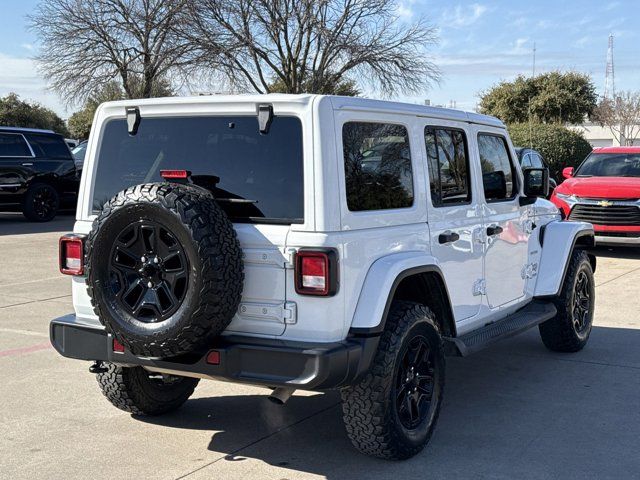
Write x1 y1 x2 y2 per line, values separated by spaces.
0 342 52 358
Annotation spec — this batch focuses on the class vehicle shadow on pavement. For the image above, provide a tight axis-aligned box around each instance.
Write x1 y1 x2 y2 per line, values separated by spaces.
135 325 640 479
0 213 75 236
590 245 640 260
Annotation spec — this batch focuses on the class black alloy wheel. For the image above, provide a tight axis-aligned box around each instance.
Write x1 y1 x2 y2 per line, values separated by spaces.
109 221 189 323
86 182 243 357
395 335 437 429
341 302 445 460
572 270 591 334
539 249 595 353
24 183 60 222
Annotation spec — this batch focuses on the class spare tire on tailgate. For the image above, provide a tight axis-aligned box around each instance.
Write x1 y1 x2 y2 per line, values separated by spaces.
85 183 243 357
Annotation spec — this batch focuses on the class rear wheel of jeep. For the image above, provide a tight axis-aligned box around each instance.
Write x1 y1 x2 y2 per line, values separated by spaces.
539 249 595 352
96 363 199 415
341 301 445 460
85 183 243 358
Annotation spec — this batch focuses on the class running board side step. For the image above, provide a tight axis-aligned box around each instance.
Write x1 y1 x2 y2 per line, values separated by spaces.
444 301 557 356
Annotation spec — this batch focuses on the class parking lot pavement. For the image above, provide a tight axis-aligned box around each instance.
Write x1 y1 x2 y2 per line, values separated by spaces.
1 217 639 480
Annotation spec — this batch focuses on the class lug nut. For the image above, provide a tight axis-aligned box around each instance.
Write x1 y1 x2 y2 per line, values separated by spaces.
147 281 153 288
141 256 146 262
153 257 159 264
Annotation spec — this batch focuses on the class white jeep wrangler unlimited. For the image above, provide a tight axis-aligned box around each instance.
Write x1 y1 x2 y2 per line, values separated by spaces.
52 94 596 460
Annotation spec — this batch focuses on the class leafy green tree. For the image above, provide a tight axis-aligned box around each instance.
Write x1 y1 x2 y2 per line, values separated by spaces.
0 93 69 136
508 123 593 180
480 71 597 125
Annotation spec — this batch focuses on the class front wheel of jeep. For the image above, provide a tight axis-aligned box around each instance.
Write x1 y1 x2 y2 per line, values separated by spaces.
341 302 445 460
96 363 199 415
539 249 595 353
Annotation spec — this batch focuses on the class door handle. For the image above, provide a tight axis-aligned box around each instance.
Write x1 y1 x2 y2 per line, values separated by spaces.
486 225 503 236
438 231 460 244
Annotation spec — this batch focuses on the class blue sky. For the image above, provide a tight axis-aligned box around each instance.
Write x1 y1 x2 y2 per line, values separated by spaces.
0 0 638 118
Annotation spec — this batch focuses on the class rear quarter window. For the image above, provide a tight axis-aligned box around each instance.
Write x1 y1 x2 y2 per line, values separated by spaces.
25 134 72 159
342 122 414 211
0 133 32 157
91 115 304 224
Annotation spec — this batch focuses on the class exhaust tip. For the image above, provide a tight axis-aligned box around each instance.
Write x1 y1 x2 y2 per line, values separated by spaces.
267 387 295 405
267 396 285 405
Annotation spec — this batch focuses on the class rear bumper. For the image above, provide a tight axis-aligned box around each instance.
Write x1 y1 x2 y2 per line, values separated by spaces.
50 314 379 391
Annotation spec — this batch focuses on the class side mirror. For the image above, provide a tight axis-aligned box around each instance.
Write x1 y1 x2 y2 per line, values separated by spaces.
522 167 549 198
562 167 574 179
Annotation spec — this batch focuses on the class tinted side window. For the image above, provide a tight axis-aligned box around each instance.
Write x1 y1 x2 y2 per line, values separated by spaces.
425 127 471 206
25 134 72 159
0 133 32 157
342 122 413 211
478 134 517 201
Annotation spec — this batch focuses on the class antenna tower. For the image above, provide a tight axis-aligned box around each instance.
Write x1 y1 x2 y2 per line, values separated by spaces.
604 34 615 99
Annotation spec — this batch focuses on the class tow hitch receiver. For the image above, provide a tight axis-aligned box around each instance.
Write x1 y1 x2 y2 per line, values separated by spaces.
89 361 108 374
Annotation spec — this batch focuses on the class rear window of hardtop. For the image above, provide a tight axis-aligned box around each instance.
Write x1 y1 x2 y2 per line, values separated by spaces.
92 115 304 224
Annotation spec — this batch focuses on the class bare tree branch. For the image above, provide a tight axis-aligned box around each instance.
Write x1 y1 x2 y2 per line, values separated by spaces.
29 0 195 105
593 91 640 146
182 0 440 96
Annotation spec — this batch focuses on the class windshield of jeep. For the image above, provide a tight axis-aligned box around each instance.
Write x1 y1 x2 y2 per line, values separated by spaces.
92 115 304 224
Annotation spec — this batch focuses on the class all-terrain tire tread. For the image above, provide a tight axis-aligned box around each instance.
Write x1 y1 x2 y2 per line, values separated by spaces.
96 363 199 415
539 249 593 352
341 301 445 460
85 183 243 357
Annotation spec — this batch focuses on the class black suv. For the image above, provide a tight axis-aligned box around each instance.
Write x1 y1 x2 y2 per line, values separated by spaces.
0 127 79 221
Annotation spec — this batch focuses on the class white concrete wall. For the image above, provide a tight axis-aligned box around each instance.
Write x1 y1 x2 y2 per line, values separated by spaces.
570 123 640 147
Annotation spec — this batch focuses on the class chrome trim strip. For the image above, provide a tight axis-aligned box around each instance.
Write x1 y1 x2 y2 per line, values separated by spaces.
575 198 640 207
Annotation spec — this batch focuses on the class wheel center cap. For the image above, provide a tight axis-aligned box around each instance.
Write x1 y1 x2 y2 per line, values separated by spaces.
139 257 163 282
142 264 157 277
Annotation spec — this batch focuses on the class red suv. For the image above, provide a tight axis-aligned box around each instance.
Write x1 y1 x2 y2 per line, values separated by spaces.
551 146 640 246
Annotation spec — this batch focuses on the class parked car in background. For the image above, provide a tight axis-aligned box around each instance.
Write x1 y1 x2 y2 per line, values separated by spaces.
515 147 557 196
0 127 79 221
71 140 87 170
65 138 79 150
551 146 640 246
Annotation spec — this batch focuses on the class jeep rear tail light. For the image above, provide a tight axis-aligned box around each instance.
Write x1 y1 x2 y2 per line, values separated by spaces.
59 235 85 275
295 250 338 296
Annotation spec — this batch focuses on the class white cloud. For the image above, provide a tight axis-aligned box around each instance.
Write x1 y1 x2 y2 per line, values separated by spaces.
396 0 416 20
0 52 68 117
442 3 488 28
510 37 530 55
21 43 35 52
574 36 592 48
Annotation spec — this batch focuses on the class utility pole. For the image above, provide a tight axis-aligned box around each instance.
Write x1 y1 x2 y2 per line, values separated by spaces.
532 41 536 78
